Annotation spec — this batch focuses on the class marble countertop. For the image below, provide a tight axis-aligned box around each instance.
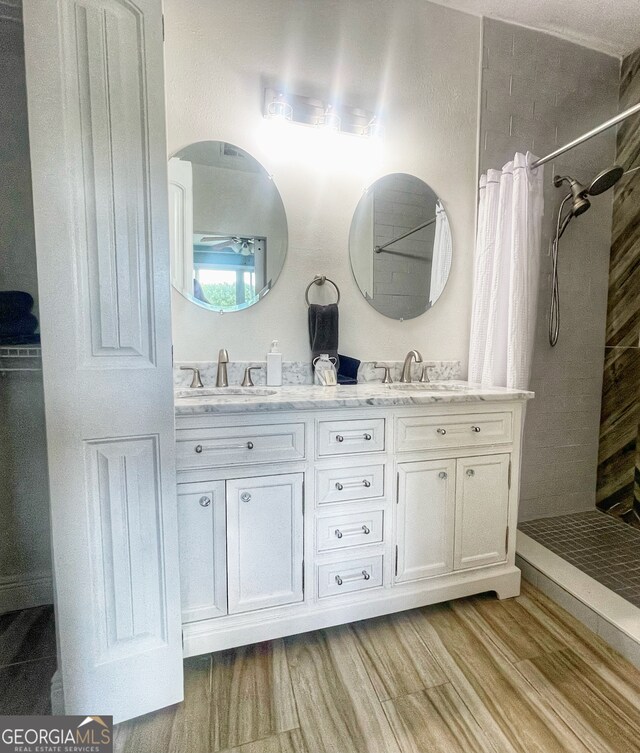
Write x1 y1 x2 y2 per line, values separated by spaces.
174 381 534 416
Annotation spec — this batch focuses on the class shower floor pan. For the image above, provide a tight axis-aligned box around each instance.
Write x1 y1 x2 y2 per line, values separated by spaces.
517 510 640 669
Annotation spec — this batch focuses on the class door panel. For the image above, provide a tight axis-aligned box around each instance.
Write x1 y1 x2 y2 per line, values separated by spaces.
455 454 510 570
178 482 227 623
226 474 304 614
396 460 456 582
22 0 182 722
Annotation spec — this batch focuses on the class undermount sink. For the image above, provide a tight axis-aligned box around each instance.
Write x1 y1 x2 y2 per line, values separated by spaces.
175 387 277 399
387 382 468 392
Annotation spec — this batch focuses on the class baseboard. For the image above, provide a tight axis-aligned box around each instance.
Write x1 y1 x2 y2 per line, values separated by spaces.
51 670 64 715
0 570 53 614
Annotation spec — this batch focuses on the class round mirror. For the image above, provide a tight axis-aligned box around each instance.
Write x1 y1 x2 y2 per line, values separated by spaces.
168 141 288 312
349 173 452 320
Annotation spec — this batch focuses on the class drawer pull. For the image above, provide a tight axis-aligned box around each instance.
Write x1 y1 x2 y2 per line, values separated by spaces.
240 492 252 502
199 496 211 507
195 441 254 454
334 524 372 539
335 569 371 586
436 428 447 435
471 426 481 433
466 469 475 477
438 471 448 480
335 433 373 443
335 479 372 491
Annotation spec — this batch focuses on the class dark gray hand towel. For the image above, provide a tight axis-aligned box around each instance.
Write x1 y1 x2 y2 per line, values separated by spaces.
308 303 339 365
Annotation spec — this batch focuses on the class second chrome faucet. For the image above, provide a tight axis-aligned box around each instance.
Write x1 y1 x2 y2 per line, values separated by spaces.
400 350 423 383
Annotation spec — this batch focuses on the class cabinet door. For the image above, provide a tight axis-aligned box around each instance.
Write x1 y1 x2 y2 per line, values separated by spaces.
227 474 304 614
396 460 456 582
178 482 227 623
455 454 510 570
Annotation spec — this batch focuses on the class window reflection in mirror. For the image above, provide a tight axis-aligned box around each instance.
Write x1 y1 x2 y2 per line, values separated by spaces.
168 141 288 312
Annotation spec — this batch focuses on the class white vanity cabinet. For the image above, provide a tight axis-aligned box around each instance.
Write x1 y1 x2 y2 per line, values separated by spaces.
177 471 303 623
175 393 528 658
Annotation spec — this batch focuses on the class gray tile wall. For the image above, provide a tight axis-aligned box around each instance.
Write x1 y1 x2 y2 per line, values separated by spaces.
479 19 620 521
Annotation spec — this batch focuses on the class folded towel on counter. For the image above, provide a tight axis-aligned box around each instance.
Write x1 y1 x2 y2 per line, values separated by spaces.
0 312 39 338
337 353 361 385
308 303 339 367
0 291 34 320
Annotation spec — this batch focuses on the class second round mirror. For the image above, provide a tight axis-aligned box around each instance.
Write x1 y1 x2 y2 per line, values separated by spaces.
349 173 452 320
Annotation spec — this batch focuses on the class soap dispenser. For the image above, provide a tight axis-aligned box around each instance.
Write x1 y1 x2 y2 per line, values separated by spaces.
266 340 283 386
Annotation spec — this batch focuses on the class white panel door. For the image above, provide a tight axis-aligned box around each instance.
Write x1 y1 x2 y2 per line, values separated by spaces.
455 454 510 570
178 482 227 623
22 0 182 722
168 157 193 293
226 474 304 614
396 460 456 582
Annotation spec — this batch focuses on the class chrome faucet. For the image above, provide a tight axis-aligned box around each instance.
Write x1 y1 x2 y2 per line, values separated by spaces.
400 350 423 383
180 366 204 388
216 349 229 387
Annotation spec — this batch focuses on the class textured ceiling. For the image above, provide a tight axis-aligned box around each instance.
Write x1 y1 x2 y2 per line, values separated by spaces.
427 0 640 58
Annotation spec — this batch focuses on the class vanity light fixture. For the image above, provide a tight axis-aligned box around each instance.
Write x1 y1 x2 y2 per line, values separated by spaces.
265 91 293 121
263 87 380 139
319 104 341 133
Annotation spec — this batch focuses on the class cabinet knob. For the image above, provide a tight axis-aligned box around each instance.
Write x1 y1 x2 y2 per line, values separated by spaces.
471 426 481 433
335 482 344 491
240 492 252 502
335 575 343 585
195 444 203 453
199 496 211 507
363 433 372 441
362 570 371 580
466 469 475 477
362 525 370 535
336 435 344 443
334 529 343 539
246 441 254 450
438 471 448 480
436 428 447 435
363 479 371 488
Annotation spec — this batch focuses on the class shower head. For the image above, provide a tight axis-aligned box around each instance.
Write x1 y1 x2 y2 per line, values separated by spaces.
553 174 591 216
588 165 624 195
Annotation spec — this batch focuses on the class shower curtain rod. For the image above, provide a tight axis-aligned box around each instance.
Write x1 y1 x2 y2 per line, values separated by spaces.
374 216 437 253
531 101 640 169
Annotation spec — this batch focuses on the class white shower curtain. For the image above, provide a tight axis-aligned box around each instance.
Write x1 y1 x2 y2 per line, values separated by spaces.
429 201 452 306
468 152 544 390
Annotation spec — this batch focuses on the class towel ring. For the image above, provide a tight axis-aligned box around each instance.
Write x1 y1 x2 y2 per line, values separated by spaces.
305 275 340 306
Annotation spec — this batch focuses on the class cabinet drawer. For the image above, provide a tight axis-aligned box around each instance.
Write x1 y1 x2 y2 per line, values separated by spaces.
316 463 385 505
176 423 305 469
316 509 384 552
396 412 512 452
317 418 385 457
317 555 383 598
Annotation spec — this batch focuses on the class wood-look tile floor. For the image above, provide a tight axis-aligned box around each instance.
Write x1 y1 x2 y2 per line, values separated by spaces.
114 582 640 753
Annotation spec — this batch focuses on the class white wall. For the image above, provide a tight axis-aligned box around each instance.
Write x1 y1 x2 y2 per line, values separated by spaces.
0 13 52 612
165 0 481 363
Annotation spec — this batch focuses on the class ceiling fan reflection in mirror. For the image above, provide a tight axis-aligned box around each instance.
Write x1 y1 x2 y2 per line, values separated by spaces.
195 234 256 256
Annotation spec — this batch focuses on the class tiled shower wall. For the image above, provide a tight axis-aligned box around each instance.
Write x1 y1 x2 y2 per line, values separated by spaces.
479 18 620 521
597 47 640 527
